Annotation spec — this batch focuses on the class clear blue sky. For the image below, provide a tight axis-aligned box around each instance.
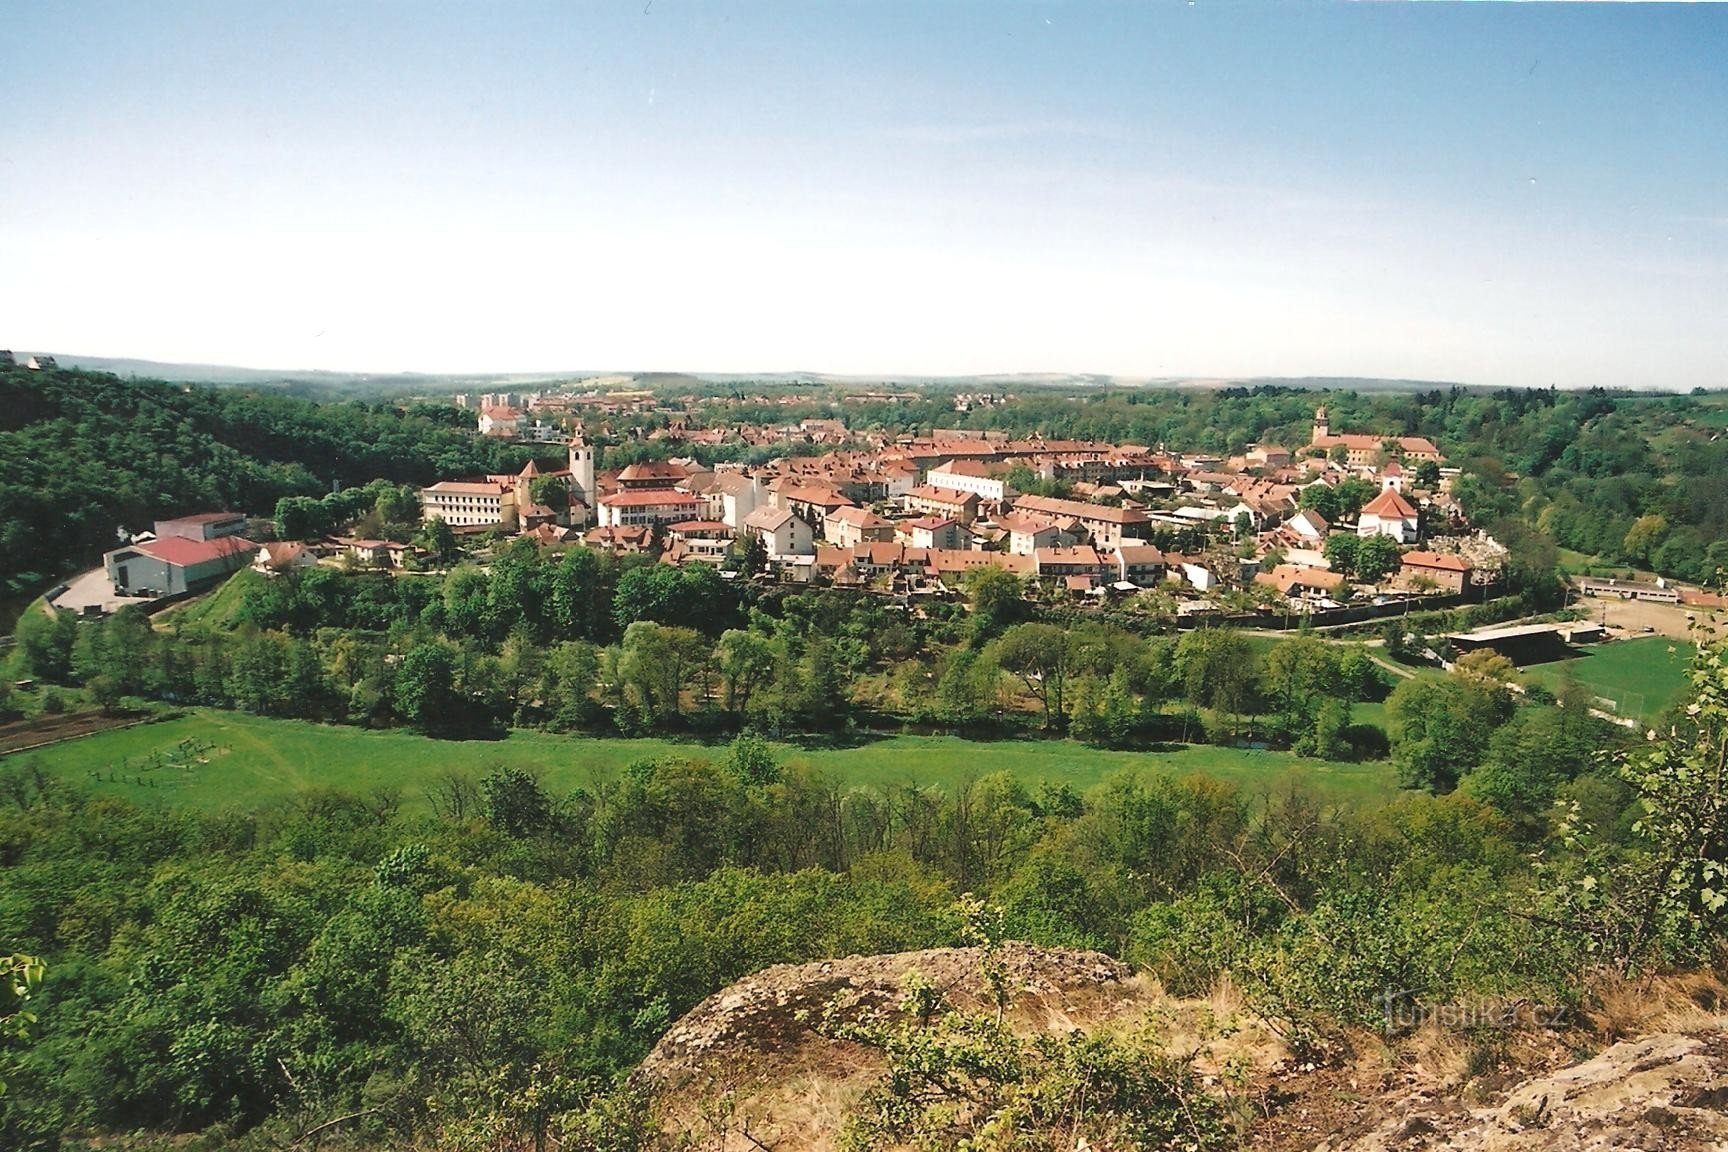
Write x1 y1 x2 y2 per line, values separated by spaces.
2 1 1724 387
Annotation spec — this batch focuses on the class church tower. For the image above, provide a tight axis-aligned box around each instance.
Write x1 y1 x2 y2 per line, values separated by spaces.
1312 405 1330 446
567 434 595 503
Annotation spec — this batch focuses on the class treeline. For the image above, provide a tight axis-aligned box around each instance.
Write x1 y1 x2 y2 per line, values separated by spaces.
3 639 1724 1148
0 366 533 598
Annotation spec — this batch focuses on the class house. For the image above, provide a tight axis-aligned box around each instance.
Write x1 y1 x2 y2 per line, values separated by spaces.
330 537 393 567
25 355 57 371
1399 550 1472 593
105 534 258 596
1285 508 1329 542
1011 495 1150 548
1357 488 1420 543
1033 546 1109 580
421 479 518 528
1308 406 1442 465
824 506 895 548
994 511 1076 556
1178 562 1215 593
926 550 1034 582
1247 443 1292 468
743 506 815 557
1112 544 1167 587
253 541 318 575
903 485 982 525
477 406 522 437
594 488 705 529
665 521 733 565
155 512 249 541
582 525 653 555
1255 564 1348 601
899 516 967 551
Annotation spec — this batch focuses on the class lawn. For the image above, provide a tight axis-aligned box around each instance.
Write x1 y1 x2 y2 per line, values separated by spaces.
1521 635 1692 721
17 709 1400 813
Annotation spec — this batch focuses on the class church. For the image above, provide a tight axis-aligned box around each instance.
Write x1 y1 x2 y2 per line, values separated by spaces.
1308 406 1442 467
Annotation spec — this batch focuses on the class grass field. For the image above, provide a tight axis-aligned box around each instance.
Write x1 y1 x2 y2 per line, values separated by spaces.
1521 635 1691 721
15 708 1400 812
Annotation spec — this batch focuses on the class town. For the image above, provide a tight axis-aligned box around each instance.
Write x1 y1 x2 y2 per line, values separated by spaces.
94 396 1507 623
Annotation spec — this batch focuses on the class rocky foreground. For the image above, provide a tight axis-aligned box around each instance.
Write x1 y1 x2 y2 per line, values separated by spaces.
635 944 1728 1151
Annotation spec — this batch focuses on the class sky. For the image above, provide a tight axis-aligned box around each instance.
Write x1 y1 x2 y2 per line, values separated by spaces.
1 1 1725 388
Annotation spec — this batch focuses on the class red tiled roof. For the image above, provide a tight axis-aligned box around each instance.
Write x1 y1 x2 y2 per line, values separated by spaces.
133 535 258 567
599 489 703 508
1361 489 1419 519
1400 550 1471 572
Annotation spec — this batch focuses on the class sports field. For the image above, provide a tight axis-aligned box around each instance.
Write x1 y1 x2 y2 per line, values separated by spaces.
16 708 1399 812
1521 635 1691 721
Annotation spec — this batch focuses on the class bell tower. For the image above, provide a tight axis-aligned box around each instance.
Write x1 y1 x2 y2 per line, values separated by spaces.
568 434 595 503
1312 405 1330 445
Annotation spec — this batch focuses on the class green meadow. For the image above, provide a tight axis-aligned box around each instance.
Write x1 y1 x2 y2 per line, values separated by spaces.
18 708 1399 812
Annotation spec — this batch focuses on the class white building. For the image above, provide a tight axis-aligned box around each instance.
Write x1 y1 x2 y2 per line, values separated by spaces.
927 459 1015 504
595 488 705 529
421 480 517 528
714 472 767 528
743 506 815 557
1357 488 1420 543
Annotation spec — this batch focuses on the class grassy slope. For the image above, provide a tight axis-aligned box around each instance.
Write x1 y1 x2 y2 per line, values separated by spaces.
1521 636 1690 721
21 709 1399 813
151 568 262 631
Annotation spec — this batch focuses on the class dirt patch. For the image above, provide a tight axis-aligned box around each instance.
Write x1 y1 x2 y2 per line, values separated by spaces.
0 709 154 756
1580 595 1722 640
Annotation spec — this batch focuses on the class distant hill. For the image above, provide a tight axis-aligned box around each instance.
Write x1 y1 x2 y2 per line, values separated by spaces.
37 354 1485 396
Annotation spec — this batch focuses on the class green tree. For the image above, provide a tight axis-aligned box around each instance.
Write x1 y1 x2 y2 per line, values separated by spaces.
715 628 776 716
395 642 459 731
1354 534 1403 583
963 565 1025 643
988 623 1077 730
417 515 459 564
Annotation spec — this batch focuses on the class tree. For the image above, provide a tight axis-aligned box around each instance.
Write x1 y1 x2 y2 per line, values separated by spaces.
618 621 707 723
416 516 459 564
988 623 1077 730
528 474 570 512
726 731 781 786
1175 628 1259 732
373 483 422 525
963 565 1025 642
1413 459 1441 488
480 766 555 837
1622 513 1669 565
1384 669 1511 791
1354 534 1402 583
394 643 458 731
274 495 327 540
715 628 776 717
1322 533 1359 577
14 607 75 684
1263 636 1342 728
0 952 44 1097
